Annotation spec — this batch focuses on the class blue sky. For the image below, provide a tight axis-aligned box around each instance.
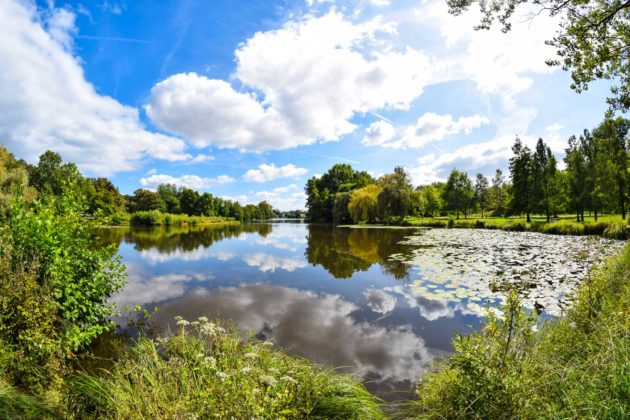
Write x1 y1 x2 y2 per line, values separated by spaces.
0 0 614 210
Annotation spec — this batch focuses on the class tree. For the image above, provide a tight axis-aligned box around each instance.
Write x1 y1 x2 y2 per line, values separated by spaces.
509 137 533 222
592 117 629 219
474 173 489 218
157 184 180 214
88 178 125 216
348 184 382 223
565 134 589 221
305 164 375 222
130 189 163 212
257 201 275 220
332 192 352 224
442 169 474 219
447 0 630 111
421 183 444 217
489 169 508 216
179 188 200 216
530 138 559 222
377 166 415 223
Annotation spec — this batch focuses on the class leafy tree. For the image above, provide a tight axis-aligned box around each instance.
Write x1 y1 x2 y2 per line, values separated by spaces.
305 164 375 222
509 138 533 222
565 134 590 221
474 173 490 218
377 166 415 223
447 0 630 111
592 117 629 219
348 184 382 223
421 183 444 217
179 188 201 216
530 138 559 222
257 201 275 220
130 189 163 212
489 169 508 216
332 192 352 224
442 169 474 219
157 184 181 214
88 178 125 216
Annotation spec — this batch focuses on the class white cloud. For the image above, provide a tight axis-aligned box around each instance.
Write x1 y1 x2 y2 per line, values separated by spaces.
363 288 397 315
0 0 190 176
188 154 215 164
364 112 489 149
243 163 308 183
145 11 439 152
361 120 396 146
140 173 235 190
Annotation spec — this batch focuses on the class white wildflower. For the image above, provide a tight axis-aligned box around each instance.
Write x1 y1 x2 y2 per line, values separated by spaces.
259 375 277 387
281 376 297 384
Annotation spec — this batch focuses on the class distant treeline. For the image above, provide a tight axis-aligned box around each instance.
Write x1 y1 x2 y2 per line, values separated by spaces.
305 117 630 224
0 147 280 222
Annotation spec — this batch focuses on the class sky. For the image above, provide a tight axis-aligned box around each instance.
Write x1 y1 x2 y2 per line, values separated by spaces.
0 0 615 210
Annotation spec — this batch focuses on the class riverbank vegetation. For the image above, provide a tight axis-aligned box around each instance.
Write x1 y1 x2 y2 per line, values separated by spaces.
0 147 384 418
411 242 630 418
305 117 630 237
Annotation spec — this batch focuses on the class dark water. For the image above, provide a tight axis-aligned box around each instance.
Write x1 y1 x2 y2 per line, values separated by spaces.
99 223 621 401
98 223 481 401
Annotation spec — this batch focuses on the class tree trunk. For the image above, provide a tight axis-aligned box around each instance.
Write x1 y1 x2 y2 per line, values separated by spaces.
594 209 598 222
456 210 459 220
526 211 531 223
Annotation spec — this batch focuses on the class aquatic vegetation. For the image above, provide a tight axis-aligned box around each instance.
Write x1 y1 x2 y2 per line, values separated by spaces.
392 228 624 316
411 243 630 418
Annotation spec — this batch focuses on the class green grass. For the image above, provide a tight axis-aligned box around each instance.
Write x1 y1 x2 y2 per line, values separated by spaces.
410 242 630 419
65 318 385 419
128 211 238 227
404 214 629 239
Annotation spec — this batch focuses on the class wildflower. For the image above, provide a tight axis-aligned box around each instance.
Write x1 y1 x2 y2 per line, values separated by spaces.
244 352 259 360
196 353 204 359
176 319 190 327
198 316 209 323
268 368 280 375
262 341 274 346
174 316 183 322
259 375 277 387
241 367 252 374
191 321 200 327
281 375 297 384
204 356 216 367
216 371 228 381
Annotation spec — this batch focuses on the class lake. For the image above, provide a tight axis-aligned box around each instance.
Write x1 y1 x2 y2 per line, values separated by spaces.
99 222 624 401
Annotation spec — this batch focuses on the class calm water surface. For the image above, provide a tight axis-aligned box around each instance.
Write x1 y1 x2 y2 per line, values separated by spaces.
99 223 622 401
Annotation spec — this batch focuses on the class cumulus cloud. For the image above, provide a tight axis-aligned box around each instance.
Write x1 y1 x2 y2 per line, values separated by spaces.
243 163 308 183
361 120 396 146
145 11 439 151
139 173 235 190
364 112 489 149
0 0 190 176
363 288 397 315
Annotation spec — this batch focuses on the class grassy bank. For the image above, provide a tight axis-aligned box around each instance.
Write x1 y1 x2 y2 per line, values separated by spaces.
411 242 630 418
403 215 630 239
1 318 385 419
126 211 238 227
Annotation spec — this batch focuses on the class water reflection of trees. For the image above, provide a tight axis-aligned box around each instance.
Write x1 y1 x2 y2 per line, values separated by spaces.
305 226 413 279
95 224 273 253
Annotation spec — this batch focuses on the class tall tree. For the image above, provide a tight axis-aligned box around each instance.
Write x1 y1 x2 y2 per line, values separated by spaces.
592 117 630 219
377 166 414 223
474 173 489 218
442 169 474 219
531 138 558 222
509 137 533 222
489 169 508 216
565 134 589 221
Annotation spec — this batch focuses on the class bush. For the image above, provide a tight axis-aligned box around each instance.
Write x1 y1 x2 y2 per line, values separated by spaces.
0 197 125 390
583 221 609 236
603 220 629 239
447 217 455 228
107 213 129 226
540 220 585 235
130 210 163 226
501 221 527 232
66 317 385 419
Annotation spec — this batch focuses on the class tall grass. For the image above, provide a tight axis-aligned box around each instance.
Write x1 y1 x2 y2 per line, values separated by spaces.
411 243 630 418
66 318 385 419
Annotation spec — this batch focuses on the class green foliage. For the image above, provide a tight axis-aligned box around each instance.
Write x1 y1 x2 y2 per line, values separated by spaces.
348 184 382 223
129 211 234 226
603 220 630 239
442 169 474 219
446 0 630 112
412 243 630 418
540 220 585 235
65 318 385 419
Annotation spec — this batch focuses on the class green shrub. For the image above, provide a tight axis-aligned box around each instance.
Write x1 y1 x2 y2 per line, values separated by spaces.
66 318 385 419
0 197 125 390
130 210 163 226
603 220 629 239
501 221 527 232
107 213 129 226
540 220 585 235
447 217 455 228
583 221 609 236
